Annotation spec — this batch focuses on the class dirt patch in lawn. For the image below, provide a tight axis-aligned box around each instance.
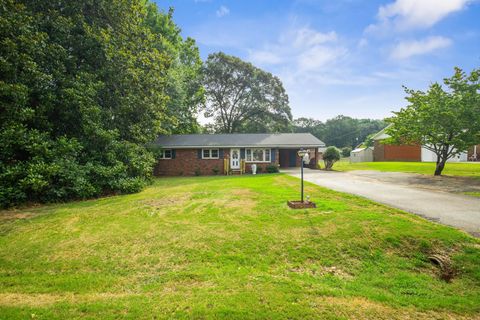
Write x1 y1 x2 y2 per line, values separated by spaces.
350 170 480 194
0 212 36 221
314 296 480 320
0 292 138 307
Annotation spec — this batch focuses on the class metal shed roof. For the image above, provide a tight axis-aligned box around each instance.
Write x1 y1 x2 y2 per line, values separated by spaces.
154 133 325 148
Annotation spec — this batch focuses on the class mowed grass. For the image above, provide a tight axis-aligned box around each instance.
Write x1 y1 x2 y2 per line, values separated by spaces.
335 160 480 178
0 174 479 319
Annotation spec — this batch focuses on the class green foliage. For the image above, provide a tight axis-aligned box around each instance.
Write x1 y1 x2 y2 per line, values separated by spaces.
341 147 352 157
292 116 386 148
212 167 220 175
0 0 199 207
202 52 292 133
265 164 279 173
387 67 480 175
323 146 341 170
143 5 204 134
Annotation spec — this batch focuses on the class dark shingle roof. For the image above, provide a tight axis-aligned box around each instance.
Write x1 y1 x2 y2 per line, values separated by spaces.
154 133 325 148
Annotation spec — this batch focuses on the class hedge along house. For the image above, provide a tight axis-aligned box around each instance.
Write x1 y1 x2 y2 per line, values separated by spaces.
153 133 325 176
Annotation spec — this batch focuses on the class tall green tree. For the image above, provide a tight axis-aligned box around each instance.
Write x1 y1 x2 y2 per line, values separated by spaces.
292 117 325 138
0 0 197 207
143 4 204 134
387 67 480 175
202 52 292 133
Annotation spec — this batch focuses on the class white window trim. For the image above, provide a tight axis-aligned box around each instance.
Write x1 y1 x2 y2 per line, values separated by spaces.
202 148 219 159
245 148 271 163
159 149 172 159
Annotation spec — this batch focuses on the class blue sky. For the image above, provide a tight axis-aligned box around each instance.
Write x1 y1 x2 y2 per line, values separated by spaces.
154 0 480 121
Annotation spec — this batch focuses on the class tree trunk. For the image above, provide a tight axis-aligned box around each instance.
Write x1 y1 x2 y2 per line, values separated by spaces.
434 159 446 176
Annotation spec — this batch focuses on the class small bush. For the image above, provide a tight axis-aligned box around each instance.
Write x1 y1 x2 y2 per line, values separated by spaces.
341 147 352 158
256 166 263 173
195 168 202 176
212 167 219 175
266 164 279 173
323 146 341 170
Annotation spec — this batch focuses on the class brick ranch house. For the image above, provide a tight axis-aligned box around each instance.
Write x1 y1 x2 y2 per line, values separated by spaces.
153 133 325 176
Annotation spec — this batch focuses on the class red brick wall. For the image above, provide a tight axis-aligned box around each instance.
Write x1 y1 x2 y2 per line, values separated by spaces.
154 148 280 176
373 140 421 161
373 141 385 161
154 149 225 176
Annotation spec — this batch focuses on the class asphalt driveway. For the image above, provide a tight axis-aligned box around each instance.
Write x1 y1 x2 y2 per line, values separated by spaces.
284 168 480 237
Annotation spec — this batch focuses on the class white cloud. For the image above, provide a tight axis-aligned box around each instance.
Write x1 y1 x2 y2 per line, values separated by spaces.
249 50 283 65
390 36 452 60
216 5 230 17
292 29 337 48
367 0 472 33
248 26 345 71
298 46 347 70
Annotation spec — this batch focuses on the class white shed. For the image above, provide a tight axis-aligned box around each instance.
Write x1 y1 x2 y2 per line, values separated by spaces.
350 147 374 163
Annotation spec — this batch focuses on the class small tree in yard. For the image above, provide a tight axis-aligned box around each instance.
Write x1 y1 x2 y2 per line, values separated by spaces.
323 147 341 170
387 67 480 176
341 147 352 158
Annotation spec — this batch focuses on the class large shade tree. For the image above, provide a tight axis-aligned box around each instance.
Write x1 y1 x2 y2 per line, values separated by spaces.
143 5 204 134
386 67 480 175
0 0 200 207
202 52 292 133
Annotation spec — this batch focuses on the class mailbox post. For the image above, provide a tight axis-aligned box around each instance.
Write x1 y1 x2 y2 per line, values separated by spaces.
297 149 309 203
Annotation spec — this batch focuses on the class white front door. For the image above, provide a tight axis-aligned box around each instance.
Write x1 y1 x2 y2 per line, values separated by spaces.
230 149 240 169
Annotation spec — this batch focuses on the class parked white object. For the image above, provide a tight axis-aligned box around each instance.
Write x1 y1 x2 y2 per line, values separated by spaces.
350 147 374 163
421 147 468 162
251 164 257 175
303 152 310 164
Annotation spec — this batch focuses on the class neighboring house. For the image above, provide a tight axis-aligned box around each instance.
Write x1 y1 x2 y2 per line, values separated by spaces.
153 133 325 176
371 126 421 162
371 126 468 162
350 147 374 163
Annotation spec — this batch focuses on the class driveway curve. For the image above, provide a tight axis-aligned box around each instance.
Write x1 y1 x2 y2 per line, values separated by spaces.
285 168 480 237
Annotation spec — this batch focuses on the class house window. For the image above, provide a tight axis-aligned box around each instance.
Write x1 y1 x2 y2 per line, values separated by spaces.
202 148 219 159
159 149 172 159
246 148 271 162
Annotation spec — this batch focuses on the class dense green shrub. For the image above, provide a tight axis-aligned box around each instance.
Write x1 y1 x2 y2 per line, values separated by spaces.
0 0 201 208
323 147 341 170
266 165 279 173
341 147 352 158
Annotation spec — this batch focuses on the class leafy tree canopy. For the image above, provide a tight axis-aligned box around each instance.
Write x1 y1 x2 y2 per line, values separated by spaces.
386 67 480 175
0 0 201 207
292 116 385 148
202 52 292 133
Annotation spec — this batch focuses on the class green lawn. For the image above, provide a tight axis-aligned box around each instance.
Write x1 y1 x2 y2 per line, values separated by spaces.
1 174 479 319
334 160 480 178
